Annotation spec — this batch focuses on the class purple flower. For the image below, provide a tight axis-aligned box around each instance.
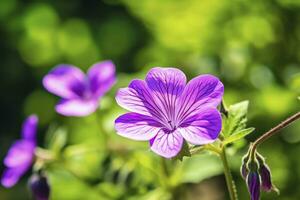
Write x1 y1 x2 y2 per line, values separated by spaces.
43 61 116 116
247 171 261 200
115 67 223 158
1 115 38 188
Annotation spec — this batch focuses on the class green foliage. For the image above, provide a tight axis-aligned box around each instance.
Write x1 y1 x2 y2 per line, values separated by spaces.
179 154 223 184
222 101 255 145
222 101 249 136
224 127 255 145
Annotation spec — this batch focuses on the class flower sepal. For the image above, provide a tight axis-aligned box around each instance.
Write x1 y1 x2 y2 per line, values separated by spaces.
172 141 191 161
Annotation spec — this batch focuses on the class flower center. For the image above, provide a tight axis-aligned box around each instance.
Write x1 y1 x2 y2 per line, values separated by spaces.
167 120 177 132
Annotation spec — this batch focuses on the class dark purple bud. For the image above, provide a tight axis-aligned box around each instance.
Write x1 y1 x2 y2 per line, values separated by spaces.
259 164 272 192
246 171 261 200
29 174 50 200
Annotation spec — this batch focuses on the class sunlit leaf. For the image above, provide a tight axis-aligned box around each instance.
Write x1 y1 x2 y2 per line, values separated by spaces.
179 154 223 183
224 127 255 145
222 100 249 137
48 167 108 200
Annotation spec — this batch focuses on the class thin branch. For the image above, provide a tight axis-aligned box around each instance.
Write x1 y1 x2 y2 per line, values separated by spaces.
250 111 300 158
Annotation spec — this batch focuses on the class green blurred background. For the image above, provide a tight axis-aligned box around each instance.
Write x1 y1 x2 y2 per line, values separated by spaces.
0 0 300 199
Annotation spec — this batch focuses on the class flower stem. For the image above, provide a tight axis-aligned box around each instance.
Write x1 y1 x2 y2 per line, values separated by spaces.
220 147 238 200
250 111 300 159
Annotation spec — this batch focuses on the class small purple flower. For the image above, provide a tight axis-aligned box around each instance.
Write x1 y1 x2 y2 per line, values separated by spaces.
247 171 261 200
115 67 223 158
1 115 38 188
43 61 116 116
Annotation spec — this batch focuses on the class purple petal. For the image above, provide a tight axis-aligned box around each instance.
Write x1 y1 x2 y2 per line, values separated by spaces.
150 129 183 158
43 65 86 99
178 107 222 145
115 113 162 141
145 67 187 121
116 80 167 124
177 75 224 121
55 98 99 117
4 140 35 168
22 115 38 141
1 164 31 188
88 60 116 97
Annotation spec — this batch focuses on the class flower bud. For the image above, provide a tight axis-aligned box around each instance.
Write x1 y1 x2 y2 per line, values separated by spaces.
256 152 279 194
246 159 261 200
246 171 261 200
29 174 50 200
259 164 272 192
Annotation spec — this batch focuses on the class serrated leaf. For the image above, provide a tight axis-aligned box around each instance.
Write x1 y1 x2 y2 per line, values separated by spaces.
224 127 255 145
222 100 249 137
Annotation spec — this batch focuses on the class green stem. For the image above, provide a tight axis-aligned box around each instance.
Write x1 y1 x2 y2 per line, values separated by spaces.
161 158 170 178
220 147 238 200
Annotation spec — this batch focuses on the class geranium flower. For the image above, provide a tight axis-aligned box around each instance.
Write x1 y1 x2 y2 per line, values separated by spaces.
1 115 38 188
43 61 116 116
115 67 223 158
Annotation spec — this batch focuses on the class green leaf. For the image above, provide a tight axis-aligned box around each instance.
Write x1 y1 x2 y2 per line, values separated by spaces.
179 154 223 183
96 182 125 199
222 100 249 137
48 167 109 200
63 143 107 180
224 127 255 144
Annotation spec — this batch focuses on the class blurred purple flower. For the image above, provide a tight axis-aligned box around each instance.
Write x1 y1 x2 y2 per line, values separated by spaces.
115 67 223 158
43 61 116 116
1 115 38 188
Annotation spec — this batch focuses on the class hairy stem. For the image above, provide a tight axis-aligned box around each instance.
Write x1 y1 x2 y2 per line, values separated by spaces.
251 111 300 159
220 147 238 200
